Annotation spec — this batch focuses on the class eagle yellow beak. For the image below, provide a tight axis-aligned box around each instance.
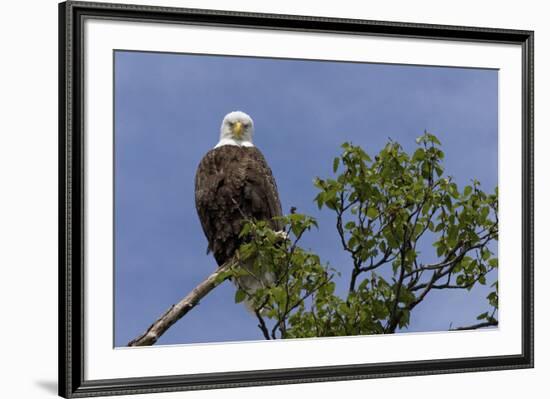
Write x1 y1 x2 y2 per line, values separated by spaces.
233 121 244 139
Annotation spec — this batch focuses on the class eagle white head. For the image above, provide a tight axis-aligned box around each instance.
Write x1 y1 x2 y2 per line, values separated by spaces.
215 111 255 148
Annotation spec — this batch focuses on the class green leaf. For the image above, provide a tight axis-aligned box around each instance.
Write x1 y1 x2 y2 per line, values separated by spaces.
333 157 340 173
447 225 458 247
398 309 411 328
413 223 424 239
412 148 425 162
477 312 489 320
480 206 490 221
464 185 473 197
314 193 324 209
449 183 460 199
428 133 442 146
239 243 255 260
239 223 251 238
235 289 246 304
271 286 285 303
421 202 431 216
214 270 232 284
345 221 356 230
444 195 453 211
366 207 378 218
358 278 370 291
421 162 430 178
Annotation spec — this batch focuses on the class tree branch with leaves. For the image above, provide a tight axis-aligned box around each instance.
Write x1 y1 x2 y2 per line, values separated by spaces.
238 132 498 338
128 132 498 345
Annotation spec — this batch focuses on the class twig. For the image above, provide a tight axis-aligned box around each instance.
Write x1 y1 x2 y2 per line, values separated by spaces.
128 259 237 346
255 310 271 340
451 320 498 331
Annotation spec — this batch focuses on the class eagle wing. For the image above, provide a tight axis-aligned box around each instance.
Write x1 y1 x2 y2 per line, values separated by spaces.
195 146 282 266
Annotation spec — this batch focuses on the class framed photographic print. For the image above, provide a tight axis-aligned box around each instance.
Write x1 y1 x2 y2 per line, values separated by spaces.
59 1 534 397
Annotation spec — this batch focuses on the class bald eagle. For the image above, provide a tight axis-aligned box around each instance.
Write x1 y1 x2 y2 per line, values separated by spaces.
195 111 283 310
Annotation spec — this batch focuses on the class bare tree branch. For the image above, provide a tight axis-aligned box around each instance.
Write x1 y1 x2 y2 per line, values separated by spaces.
452 320 498 331
385 246 408 333
255 310 271 340
128 259 237 346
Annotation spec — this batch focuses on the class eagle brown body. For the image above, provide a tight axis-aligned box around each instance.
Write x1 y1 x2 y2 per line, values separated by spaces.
194 145 283 266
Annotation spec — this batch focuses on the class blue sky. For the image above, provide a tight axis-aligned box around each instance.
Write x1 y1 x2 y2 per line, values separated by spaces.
114 50 498 347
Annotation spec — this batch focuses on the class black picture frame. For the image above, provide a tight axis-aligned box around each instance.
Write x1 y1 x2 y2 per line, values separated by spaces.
59 1 534 397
